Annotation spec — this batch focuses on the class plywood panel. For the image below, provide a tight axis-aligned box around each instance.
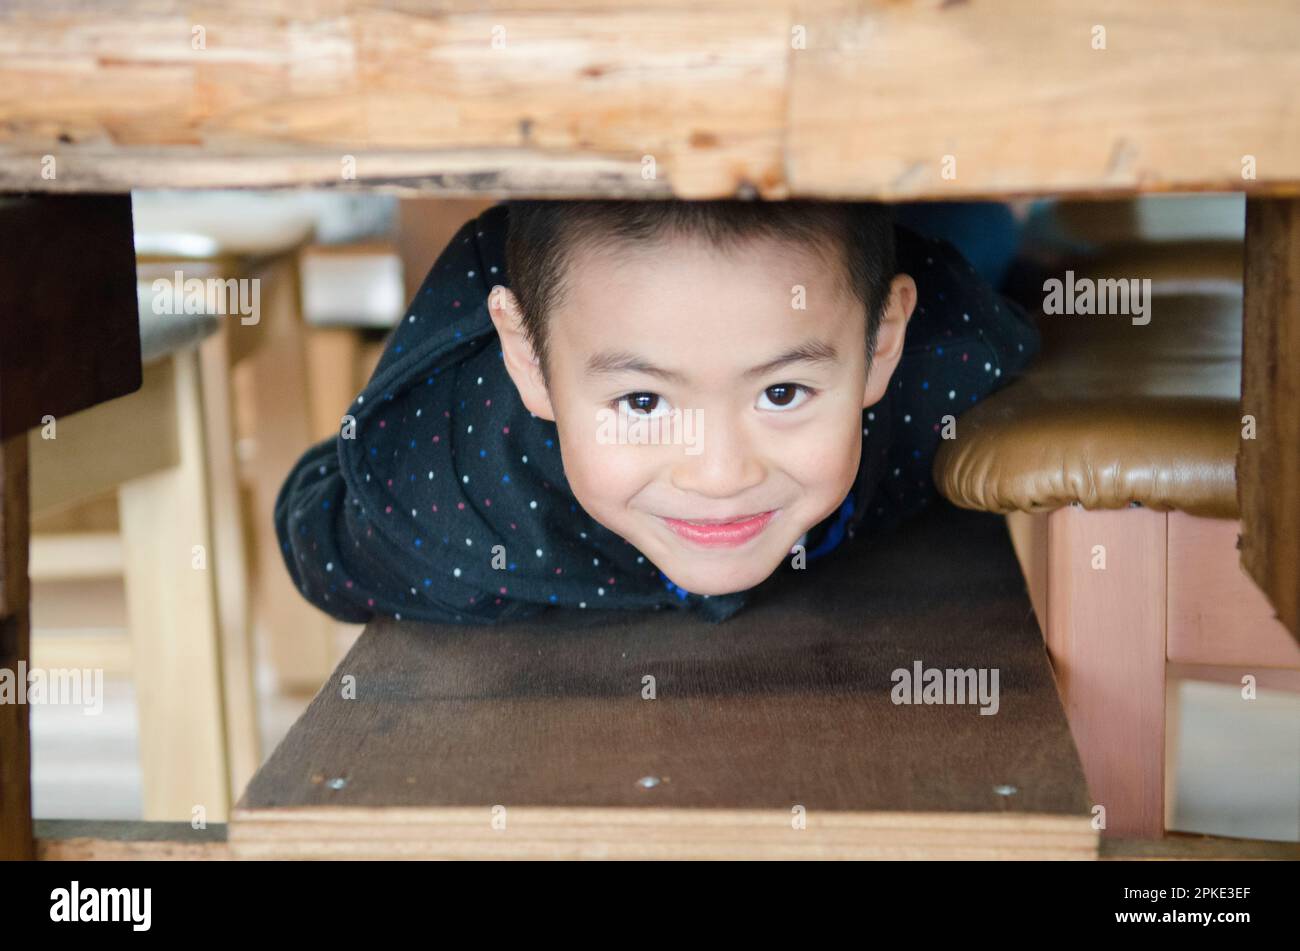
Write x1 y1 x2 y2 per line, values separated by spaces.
35 820 229 861
234 503 1096 859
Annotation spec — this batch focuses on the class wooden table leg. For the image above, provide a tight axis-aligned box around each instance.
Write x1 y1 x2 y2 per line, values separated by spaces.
0 195 140 860
0 432 33 860
1241 198 1300 641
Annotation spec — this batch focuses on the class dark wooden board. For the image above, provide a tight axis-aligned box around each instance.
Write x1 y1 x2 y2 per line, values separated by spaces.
1241 197 1300 638
0 195 141 441
34 820 229 861
235 503 1096 858
0 434 31 859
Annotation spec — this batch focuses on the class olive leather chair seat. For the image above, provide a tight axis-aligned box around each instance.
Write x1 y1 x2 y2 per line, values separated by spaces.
935 280 1242 519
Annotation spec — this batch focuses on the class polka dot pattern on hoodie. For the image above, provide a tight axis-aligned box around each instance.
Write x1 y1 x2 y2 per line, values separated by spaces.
274 203 1039 626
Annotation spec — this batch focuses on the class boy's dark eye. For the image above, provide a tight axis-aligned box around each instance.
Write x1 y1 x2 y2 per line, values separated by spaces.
617 392 665 416
765 384 796 406
756 382 813 412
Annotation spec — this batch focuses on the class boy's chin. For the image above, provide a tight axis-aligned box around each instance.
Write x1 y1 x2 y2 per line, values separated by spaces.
657 559 779 597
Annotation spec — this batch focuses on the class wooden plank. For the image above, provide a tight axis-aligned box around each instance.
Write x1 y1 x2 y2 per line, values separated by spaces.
0 196 140 439
243 254 339 692
73 819 1300 861
233 504 1097 859
118 347 230 821
788 1 1300 199
1167 662 1300 696
28 358 179 517
1167 513 1300 668
1046 506 1167 837
31 632 133 677
198 326 261 800
0 2 1297 198
1240 198 1300 638
29 490 119 535
1102 831 1300 861
35 820 229 861
0 1 786 199
0 433 33 859
28 532 124 580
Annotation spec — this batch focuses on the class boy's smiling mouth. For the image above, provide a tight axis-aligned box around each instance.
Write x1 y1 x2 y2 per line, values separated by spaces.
659 509 778 548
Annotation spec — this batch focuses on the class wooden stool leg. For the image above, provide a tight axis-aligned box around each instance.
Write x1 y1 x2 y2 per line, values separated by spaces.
1046 505 1167 838
118 347 230 822
305 327 362 444
0 433 33 859
198 327 261 800
244 254 338 692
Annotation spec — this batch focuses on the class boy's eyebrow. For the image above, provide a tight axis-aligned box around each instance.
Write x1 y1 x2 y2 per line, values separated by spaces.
584 339 840 384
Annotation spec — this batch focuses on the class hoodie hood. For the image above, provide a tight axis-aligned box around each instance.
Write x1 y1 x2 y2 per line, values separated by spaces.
277 202 757 625
275 202 1040 628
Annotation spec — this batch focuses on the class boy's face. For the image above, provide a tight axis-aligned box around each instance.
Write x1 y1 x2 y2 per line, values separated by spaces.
491 232 915 597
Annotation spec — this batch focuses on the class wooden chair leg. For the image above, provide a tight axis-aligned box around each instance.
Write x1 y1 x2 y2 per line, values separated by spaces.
118 347 230 822
305 326 362 444
243 254 338 692
198 326 261 801
0 433 34 859
1045 505 1167 838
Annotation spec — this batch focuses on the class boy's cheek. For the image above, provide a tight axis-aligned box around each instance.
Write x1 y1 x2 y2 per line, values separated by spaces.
779 413 862 478
557 435 648 503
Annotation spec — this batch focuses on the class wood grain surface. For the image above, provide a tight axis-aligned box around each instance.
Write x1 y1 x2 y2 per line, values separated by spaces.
234 503 1097 859
1240 198 1300 638
1 2 1298 197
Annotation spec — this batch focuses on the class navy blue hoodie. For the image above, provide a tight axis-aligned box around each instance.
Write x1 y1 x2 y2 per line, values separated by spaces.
274 202 1039 626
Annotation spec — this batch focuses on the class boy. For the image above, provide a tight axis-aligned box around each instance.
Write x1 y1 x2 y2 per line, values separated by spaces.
275 199 1038 625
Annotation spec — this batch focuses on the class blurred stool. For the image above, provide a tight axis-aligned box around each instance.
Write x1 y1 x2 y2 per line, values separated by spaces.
130 192 376 697
28 272 258 822
935 240 1300 839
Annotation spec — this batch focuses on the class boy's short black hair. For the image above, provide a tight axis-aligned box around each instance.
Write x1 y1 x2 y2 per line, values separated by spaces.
503 199 896 384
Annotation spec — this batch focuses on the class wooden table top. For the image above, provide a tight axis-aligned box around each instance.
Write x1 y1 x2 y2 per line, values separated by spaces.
1 1 1298 200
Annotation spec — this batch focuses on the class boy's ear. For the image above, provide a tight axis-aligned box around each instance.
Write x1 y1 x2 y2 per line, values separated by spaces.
862 274 917 409
487 285 556 421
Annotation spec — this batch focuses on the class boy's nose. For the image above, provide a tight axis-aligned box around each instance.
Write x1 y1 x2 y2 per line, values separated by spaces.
668 423 765 500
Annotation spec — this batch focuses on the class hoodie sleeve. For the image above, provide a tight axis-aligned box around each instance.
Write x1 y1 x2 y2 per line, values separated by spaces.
272 201 544 627
275 432 518 626
273 435 377 623
272 208 494 626
854 227 1042 538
